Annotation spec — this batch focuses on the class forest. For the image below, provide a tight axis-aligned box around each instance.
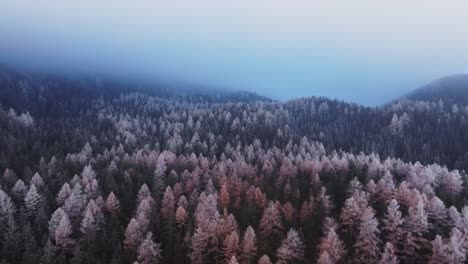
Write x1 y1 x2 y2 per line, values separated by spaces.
1 69 468 264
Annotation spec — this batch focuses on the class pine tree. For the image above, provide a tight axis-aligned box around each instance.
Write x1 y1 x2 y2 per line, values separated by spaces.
379 242 398 264
125 217 144 250
428 235 447 264
161 186 175 220
240 226 257 264
317 252 334 264
228 256 239 264
382 199 404 246
257 255 272 264
48 207 66 238
56 183 71 206
105 191 120 214
352 207 381 264
191 227 208 264
446 228 466 264
55 213 74 250
318 227 346 263
276 228 305 264
24 184 41 216
137 232 162 264
223 231 240 261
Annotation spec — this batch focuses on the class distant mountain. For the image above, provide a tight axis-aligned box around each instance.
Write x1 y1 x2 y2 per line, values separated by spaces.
406 74 468 105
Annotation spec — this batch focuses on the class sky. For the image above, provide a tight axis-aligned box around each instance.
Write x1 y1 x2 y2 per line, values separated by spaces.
1 1 468 106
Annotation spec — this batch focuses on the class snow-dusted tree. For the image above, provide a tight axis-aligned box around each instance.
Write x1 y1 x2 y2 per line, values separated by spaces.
125 217 144 250
0 189 15 226
317 251 334 264
105 191 120 214
340 196 363 243
175 206 187 226
11 179 27 200
80 206 97 236
379 242 398 264
240 226 257 264
427 196 448 232
257 255 272 264
228 256 239 264
56 183 71 206
137 184 152 205
276 228 305 264
48 207 66 238
428 235 447 264
318 227 346 263
161 186 175 220
191 227 209 264
259 202 284 240
220 183 230 209
63 183 86 220
382 199 404 246
24 184 41 216
81 165 99 198
223 231 240 261
55 213 74 249
402 200 429 263
352 207 381 263
30 172 44 189
446 228 466 264
137 231 162 264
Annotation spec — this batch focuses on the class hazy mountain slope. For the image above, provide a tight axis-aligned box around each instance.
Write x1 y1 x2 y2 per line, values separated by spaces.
406 74 468 105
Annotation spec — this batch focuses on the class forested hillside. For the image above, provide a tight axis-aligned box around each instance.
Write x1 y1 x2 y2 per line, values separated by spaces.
1 70 468 264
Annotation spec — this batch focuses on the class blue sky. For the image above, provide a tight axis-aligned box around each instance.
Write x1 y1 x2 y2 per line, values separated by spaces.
1 1 468 105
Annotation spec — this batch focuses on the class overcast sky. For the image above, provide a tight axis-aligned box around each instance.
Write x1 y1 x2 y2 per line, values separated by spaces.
1 1 467 105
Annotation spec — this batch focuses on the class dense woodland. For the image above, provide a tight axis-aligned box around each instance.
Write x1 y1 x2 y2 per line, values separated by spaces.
1 70 468 264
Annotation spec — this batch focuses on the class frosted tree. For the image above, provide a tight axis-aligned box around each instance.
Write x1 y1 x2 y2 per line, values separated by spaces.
228 256 240 264
80 206 97 236
220 183 230 209
340 197 362 243
259 202 284 241
81 165 99 198
402 200 429 263
257 255 272 264
125 217 144 250
24 184 41 216
191 227 209 264
224 231 240 261
137 232 162 264
428 235 447 264
161 186 175 220
56 183 71 206
11 179 27 199
382 199 404 246
318 227 346 263
48 207 66 238
276 228 305 264
55 213 74 250
0 189 15 224
317 252 334 264
63 183 86 220
105 191 120 214
427 196 448 232
240 226 257 264
175 206 187 226
379 242 398 264
30 172 44 189
446 228 466 264
137 184 152 205
352 207 381 263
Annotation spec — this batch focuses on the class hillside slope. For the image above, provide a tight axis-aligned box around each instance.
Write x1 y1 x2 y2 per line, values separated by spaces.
406 74 468 105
